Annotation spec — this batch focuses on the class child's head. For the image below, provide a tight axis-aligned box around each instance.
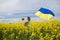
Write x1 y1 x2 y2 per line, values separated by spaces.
27 17 30 21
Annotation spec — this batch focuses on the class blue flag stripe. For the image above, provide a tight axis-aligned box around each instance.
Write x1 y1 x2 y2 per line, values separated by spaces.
39 8 55 16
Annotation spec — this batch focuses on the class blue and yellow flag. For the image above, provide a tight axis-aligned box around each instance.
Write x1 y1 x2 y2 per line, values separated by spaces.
35 8 55 20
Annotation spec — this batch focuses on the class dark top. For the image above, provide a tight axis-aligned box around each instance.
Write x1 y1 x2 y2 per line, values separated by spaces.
24 21 30 26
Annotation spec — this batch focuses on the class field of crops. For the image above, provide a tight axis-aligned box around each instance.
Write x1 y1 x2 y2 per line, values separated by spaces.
0 20 60 40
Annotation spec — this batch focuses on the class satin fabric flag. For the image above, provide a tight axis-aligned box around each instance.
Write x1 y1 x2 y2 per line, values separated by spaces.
35 8 55 20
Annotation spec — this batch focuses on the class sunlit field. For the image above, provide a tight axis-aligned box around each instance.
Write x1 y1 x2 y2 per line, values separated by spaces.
0 20 60 40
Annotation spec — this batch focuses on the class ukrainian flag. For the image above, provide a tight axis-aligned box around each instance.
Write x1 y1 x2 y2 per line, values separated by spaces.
35 8 55 20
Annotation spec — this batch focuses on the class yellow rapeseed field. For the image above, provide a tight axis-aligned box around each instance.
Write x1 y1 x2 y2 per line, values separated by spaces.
0 20 60 40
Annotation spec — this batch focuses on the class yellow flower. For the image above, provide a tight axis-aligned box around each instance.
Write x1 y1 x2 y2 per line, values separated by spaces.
31 32 36 36
39 37 44 40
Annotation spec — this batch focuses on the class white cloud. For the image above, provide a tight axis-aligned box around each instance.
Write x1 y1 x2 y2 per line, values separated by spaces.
7 13 13 15
0 0 19 12
0 0 60 19
0 16 5 19
0 0 60 13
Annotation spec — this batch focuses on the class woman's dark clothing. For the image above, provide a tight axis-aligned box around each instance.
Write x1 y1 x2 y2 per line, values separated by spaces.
25 21 30 26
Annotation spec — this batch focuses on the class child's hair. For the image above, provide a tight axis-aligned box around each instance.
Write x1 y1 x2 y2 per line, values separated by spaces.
27 17 30 21
21 18 24 20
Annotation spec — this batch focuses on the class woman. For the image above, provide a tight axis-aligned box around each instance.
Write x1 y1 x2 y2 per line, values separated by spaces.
25 17 31 26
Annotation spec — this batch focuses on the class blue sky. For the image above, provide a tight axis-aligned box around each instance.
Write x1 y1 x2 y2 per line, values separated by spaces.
0 0 60 21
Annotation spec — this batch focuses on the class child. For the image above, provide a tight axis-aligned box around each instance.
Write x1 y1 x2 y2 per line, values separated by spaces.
21 18 25 24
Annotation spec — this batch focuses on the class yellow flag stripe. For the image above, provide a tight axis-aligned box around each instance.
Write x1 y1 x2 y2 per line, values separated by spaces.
35 11 54 20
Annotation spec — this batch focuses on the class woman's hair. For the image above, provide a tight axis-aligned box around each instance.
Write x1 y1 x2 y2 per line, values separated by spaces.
27 17 30 21
21 18 24 20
